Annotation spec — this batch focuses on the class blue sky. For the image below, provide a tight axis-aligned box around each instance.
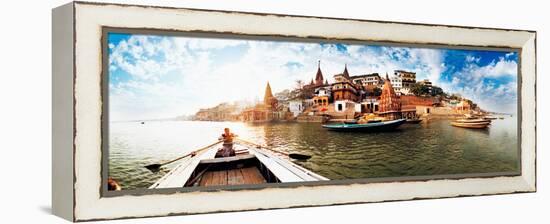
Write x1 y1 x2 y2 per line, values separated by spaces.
108 32 518 121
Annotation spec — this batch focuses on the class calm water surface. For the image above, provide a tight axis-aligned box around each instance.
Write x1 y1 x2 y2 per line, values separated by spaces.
109 117 519 190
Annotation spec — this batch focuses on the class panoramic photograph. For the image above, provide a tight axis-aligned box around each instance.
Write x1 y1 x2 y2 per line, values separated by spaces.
105 32 519 191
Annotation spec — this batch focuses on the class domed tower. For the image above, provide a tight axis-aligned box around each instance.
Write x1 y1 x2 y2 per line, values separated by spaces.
378 73 401 119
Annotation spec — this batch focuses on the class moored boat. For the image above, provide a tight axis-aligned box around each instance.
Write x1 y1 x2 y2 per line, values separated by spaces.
365 119 382 123
451 116 491 129
343 119 358 124
149 140 328 189
450 113 493 129
454 118 491 124
450 121 490 129
322 118 406 132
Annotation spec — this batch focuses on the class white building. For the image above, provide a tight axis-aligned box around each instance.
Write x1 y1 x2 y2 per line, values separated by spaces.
389 76 403 95
394 70 416 95
360 97 380 113
288 100 304 117
350 73 383 88
354 103 362 113
418 79 433 93
303 99 314 108
388 74 416 95
334 100 356 112
315 86 331 97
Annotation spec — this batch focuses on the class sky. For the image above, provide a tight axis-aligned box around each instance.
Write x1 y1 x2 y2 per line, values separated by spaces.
108 32 518 121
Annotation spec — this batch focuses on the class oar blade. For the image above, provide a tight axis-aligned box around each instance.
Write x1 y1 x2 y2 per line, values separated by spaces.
289 153 311 160
144 164 162 172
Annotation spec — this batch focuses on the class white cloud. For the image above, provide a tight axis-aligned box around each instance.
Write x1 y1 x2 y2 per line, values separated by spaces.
109 35 448 120
109 34 516 120
457 57 517 81
466 55 480 63
439 56 518 113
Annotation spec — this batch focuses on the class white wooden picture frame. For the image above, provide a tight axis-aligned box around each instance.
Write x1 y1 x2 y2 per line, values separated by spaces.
52 1 536 221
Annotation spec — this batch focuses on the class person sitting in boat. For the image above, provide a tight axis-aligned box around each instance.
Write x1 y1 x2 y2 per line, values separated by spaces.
217 128 237 157
107 177 122 191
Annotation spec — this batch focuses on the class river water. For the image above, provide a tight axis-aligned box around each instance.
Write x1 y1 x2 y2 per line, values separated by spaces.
109 117 519 190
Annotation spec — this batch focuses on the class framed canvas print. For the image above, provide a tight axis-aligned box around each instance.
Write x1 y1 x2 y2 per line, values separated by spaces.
52 1 536 222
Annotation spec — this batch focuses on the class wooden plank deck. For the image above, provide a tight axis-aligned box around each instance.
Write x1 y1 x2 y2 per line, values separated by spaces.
150 145 220 189
150 142 328 189
249 147 329 182
199 167 266 186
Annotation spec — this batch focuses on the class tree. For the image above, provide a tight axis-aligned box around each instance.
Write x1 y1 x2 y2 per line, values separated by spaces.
464 99 474 109
411 83 429 96
430 86 444 96
449 93 462 100
274 89 291 101
289 80 314 100
295 80 304 90
300 87 315 99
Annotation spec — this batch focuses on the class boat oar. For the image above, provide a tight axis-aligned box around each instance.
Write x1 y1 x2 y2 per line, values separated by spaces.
144 140 223 172
236 138 312 160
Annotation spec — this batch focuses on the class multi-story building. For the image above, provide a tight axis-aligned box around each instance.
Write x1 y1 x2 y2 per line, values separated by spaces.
350 73 383 88
313 86 331 107
389 75 403 94
394 70 416 95
418 79 433 94
350 73 383 97
331 65 359 102
288 100 304 117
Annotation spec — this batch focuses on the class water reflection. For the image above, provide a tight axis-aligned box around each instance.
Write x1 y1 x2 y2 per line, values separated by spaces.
109 117 519 190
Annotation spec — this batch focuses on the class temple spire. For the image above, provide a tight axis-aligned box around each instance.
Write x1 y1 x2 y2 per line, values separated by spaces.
264 82 273 105
315 60 324 85
379 72 400 114
263 81 278 110
342 64 350 80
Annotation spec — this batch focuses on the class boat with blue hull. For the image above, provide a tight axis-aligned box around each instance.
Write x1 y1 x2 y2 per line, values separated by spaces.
322 119 406 132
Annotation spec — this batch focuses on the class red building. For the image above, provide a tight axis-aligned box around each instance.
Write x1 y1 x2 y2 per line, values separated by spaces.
400 95 438 107
377 74 402 120
331 65 359 102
